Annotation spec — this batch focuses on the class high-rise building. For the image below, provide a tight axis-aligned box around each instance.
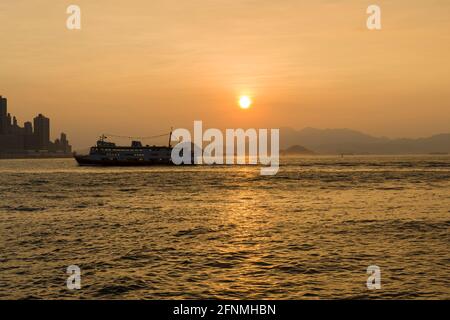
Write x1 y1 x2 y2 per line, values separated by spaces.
0 96 7 134
24 121 33 135
0 96 6 116
33 114 50 150
59 133 72 153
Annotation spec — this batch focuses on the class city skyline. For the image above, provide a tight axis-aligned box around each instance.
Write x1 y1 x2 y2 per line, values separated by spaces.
0 95 72 155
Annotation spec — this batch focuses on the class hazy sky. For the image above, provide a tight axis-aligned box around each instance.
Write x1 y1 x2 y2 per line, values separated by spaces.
1 0 449 148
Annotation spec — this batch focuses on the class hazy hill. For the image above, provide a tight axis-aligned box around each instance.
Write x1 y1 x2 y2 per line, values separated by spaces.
280 128 450 155
281 145 315 155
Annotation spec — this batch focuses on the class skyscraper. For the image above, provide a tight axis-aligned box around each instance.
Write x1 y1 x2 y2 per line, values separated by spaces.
0 96 7 134
33 114 50 150
60 133 71 153
24 122 33 135
0 96 6 116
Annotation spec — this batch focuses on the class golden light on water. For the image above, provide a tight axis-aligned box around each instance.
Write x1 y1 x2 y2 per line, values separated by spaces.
239 96 252 109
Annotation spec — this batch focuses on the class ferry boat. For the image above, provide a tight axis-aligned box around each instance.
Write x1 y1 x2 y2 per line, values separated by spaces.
74 133 180 166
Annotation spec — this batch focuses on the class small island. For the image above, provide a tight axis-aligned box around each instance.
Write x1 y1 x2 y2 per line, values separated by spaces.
281 145 315 156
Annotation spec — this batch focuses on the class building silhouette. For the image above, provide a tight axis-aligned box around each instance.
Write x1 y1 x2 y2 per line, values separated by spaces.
0 96 8 134
0 95 72 155
34 114 50 150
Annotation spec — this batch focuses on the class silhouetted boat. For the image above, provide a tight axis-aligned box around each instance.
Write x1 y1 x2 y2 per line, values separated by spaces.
74 133 181 166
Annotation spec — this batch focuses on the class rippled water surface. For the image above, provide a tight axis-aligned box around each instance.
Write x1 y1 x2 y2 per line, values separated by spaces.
0 156 449 299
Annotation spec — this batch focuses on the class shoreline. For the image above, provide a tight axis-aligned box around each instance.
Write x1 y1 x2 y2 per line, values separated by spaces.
0 153 73 160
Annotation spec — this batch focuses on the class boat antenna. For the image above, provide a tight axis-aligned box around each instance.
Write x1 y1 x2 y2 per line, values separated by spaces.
168 127 173 148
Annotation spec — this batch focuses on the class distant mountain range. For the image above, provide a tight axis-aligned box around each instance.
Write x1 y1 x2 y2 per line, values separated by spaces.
280 128 450 155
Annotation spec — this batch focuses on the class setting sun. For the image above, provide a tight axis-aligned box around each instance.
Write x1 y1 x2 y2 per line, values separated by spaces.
239 96 252 109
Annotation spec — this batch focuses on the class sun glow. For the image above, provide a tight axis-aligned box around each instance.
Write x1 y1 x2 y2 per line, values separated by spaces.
239 96 252 109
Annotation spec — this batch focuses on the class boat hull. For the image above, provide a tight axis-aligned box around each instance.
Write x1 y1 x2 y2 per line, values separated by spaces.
74 155 174 166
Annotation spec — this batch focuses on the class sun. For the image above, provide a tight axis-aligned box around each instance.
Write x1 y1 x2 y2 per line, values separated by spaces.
239 96 252 109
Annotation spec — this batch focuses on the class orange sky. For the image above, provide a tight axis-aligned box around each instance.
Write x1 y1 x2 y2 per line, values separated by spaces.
1 0 449 148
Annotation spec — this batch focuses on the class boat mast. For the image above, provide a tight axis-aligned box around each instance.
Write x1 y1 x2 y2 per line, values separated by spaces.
168 128 173 148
